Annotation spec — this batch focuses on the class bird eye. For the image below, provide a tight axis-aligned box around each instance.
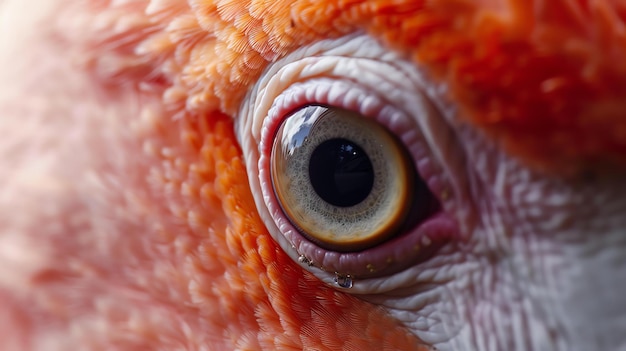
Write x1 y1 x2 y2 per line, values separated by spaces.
271 105 418 252
260 97 451 280
243 40 461 281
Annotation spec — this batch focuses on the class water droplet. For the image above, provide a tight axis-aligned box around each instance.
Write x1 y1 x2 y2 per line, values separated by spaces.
334 273 353 289
298 255 313 266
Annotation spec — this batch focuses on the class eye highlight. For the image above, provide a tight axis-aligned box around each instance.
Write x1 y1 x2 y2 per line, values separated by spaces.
271 105 415 252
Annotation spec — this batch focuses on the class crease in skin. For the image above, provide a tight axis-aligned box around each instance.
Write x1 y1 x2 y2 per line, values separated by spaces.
1 0 625 350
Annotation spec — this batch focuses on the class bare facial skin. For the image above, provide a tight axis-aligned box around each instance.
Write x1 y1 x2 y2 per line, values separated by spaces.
1 1 626 351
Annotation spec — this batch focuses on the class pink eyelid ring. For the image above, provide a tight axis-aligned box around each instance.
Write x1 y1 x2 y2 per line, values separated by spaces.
258 80 460 278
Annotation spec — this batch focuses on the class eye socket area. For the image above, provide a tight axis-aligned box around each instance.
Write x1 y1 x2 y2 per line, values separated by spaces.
261 101 452 279
241 52 463 280
271 105 418 252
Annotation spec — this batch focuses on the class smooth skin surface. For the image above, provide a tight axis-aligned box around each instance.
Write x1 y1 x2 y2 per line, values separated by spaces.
1 1 625 351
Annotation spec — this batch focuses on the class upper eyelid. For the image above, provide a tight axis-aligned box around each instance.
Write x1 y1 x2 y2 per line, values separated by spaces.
244 57 411 143
237 36 422 142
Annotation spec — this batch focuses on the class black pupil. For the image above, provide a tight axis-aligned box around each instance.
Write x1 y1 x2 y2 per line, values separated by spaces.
308 138 374 207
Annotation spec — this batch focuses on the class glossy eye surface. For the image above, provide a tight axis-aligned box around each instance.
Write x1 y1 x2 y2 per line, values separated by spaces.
271 105 424 252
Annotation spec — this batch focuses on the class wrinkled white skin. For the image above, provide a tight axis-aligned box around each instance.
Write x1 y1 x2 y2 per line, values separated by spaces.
238 35 626 351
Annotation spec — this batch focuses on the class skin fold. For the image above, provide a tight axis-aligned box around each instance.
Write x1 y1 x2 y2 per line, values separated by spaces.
0 1 625 350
